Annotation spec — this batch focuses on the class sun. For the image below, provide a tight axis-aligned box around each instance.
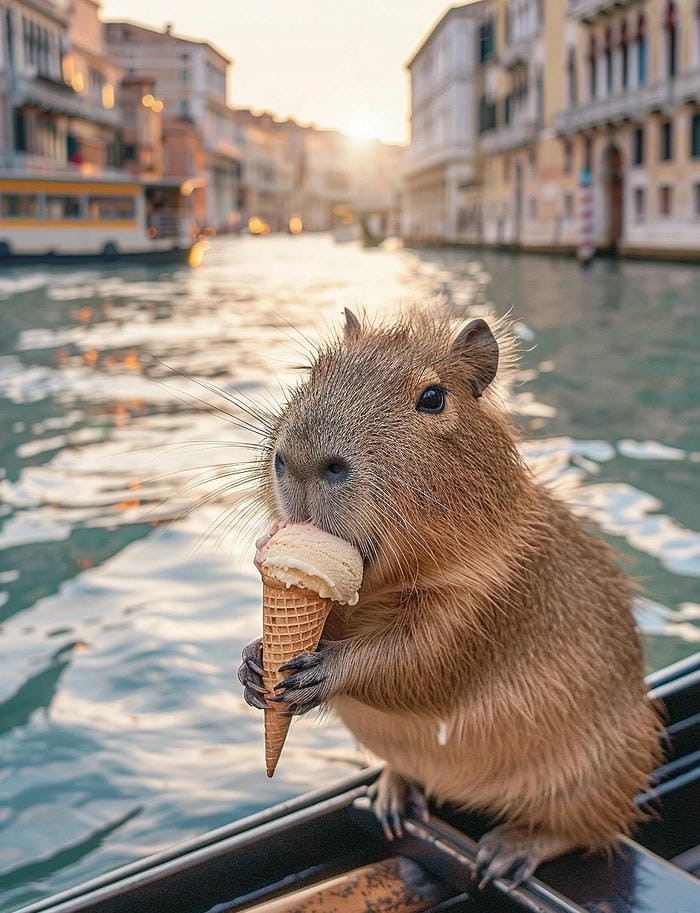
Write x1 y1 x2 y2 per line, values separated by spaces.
345 115 379 141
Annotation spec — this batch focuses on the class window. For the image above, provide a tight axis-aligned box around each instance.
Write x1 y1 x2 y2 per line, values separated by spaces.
564 194 574 219
659 185 672 216
605 29 613 93
690 113 700 158
0 194 38 217
566 47 577 108
123 144 136 161
666 2 677 78
179 69 190 83
46 196 81 219
695 183 700 216
660 120 673 161
637 16 647 85
589 36 597 99
478 96 497 134
504 94 512 126
632 126 644 166
528 197 537 220
621 21 629 88
563 139 573 174
87 196 136 220
479 20 495 63
634 187 645 221
584 135 593 172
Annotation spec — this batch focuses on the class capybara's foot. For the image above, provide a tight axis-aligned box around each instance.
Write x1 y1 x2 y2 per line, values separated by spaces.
238 638 266 709
475 824 576 891
369 768 429 841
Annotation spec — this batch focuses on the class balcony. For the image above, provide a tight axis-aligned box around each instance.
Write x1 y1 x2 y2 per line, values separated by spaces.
0 153 128 178
568 0 632 22
402 142 475 178
554 71 700 134
674 68 700 104
13 74 121 128
499 37 535 69
480 117 538 154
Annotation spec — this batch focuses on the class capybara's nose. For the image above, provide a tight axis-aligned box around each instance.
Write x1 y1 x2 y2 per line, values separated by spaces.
320 457 350 485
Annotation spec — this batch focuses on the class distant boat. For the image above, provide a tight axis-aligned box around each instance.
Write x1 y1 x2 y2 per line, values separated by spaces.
0 172 205 265
333 221 360 243
360 215 386 248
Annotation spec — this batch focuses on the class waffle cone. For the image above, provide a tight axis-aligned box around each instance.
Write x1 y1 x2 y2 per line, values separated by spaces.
262 574 332 777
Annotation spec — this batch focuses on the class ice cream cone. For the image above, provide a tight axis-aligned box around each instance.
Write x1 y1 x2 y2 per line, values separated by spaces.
262 574 333 777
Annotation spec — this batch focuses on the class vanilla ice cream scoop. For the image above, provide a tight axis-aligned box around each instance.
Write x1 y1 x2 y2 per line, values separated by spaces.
259 523 363 605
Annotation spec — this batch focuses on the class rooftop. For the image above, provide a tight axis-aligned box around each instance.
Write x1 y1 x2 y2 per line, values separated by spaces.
405 0 488 70
104 18 232 67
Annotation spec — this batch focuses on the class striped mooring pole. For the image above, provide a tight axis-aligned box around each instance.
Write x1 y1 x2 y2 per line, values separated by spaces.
577 168 594 266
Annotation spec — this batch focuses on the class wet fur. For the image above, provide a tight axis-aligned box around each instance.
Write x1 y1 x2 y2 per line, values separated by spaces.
255 309 663 859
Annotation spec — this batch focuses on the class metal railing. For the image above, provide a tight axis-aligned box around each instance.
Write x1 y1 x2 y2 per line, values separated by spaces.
480 116 538 154
12 74 121 128
554 69 700 134
568 0 630 20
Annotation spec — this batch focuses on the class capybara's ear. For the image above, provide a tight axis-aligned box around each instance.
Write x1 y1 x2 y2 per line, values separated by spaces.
450 319 499 398
343 307 361 340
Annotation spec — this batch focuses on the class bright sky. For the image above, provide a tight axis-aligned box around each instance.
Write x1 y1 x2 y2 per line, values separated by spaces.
101 0 459 144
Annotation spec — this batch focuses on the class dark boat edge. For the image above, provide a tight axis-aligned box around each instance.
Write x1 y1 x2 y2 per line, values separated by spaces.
13 651 700 913
0 247 194 267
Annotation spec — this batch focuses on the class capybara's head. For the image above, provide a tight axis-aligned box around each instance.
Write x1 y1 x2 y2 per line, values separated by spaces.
260 309 524 585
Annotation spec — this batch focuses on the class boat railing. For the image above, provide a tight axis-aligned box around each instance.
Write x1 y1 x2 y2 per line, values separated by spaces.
147 210 183 240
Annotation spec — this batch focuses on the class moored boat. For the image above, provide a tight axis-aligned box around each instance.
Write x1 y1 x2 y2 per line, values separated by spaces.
15 651 700 913
0 172 207 265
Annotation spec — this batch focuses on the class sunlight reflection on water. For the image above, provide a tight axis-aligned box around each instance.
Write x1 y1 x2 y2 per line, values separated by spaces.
0 234 698 910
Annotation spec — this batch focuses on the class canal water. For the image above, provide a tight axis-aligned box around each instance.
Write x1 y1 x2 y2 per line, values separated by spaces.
0 235 698 910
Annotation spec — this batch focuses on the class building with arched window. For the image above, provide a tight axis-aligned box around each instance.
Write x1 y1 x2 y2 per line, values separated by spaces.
554 0 700 256
404 0 700 258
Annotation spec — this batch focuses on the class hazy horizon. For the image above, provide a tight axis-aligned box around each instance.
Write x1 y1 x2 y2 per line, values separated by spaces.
101 0 462 143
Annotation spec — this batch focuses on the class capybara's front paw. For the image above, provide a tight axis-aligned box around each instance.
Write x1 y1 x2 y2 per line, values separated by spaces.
269 640 334 715
237 638 267 710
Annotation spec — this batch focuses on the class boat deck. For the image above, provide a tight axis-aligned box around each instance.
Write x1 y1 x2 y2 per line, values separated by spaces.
17 652 700 913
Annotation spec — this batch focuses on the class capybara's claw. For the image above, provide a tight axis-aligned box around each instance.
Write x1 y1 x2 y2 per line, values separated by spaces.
238 638 266 710
369 769 428 842
269 644 331 715
475 825 540 891
278 646 325 674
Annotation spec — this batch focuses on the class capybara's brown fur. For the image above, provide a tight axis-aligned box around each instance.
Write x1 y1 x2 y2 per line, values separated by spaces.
250 308 662 882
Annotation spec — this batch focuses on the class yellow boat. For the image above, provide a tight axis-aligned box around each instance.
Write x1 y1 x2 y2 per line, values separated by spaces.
0 172 206 265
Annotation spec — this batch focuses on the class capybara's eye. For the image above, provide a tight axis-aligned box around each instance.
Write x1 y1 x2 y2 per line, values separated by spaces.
274 453 286 477
417 385 446 414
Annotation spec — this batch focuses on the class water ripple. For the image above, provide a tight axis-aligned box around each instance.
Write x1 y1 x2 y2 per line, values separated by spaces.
0 235 697 910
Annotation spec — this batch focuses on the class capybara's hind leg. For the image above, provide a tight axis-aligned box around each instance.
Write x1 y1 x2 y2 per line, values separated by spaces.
475 823 578 890
369 768 429 840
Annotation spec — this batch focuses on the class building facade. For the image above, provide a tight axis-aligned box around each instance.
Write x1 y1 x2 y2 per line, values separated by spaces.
105 20 241 231
64 0 121 168
233 109 403 234
0 0 120 172
402 1 495 244
235 109 297 232
405 0 700 258
554 0 700 256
